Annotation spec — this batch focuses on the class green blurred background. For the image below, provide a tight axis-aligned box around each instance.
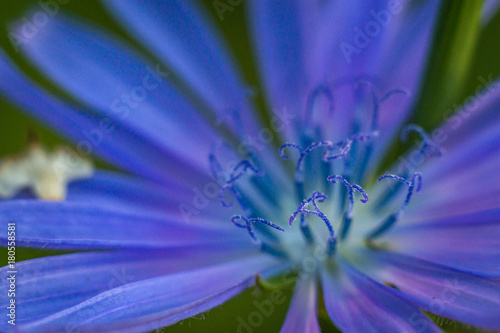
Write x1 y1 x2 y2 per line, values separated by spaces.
0 0 499 332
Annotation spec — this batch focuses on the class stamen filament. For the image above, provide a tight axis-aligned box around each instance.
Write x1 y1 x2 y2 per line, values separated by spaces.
401 124 443 158
353 82 408 182
304 84 334 136
280 142 334 243
367 172 422 239
289 191 337 255
327 175 369 240
375 125 441 210
323 131 379 161
219 160 263 213
231 215 287 258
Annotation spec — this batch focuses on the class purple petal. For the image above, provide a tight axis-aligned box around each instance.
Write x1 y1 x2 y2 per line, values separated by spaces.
314 0 392 79
373 0 442 160
67 171 228 222
101 0 292 197
427 77 500 154
17 255 283 333
248 0 317 141
0 50 210 187
393 82 500 223
0 200 249 250
12 14 220 174
280 275 320 333
101 0 259 133
484 0 500 23
0 247 255 327
355 250 500 330
380 208 500 278
313 1 442 167
406 122 500 221
321 260 441 332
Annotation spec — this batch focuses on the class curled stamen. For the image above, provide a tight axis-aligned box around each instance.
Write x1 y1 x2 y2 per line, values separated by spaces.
231 215 286 258
228 160 264 183
323 131 379 161
305 85 335 132
374 125 439 210
279 141 315 242
327 175 369 240
355 80 379 131
209 153 226 184
280 141 333 244
380 88 409 103
352 83 409 183
355 81 409 131
367 172 423 239
289 191 336 255
208 141 230 184
280 141 333 203
401 124 443 157
279 143 303 160
280 141 333 171
306 85 335 114
219 160 263 208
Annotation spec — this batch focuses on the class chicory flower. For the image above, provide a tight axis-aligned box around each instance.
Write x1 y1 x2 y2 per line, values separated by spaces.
0 1 499 332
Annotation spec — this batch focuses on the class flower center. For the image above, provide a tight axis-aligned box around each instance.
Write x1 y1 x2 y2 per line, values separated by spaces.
210 81 442 265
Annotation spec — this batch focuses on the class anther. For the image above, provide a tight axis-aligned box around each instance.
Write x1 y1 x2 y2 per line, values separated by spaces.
353 82 409 182
231 215 286 258
374 126 439 210
209 153 226 184
401 124 443 157
280 141 333 200
280 142 334 244
219 160 263 209
323 131 379 161
289 191 337 255
327 175 369 240
367 172 422 239
304 84 334 134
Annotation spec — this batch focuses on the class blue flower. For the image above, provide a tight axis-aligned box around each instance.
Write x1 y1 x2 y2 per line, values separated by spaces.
1 1 499 332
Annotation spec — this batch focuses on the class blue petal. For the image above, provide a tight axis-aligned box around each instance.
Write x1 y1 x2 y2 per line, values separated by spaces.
374 0 442 158
280 275 320 333
484 0 500 24
0 247 256 328
0 50 211 187
391 81 500 222
0 200 249 250
313 0 442 167
16 255 283 333
314 0 390 79
407 121 500 221
101 0 293 197
321 260 441 332
12 14 220 174
248 0 317 141
67 171 229 222
380 209 500 278
354 250 500 331
427 77 500 154
101 0 259 132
